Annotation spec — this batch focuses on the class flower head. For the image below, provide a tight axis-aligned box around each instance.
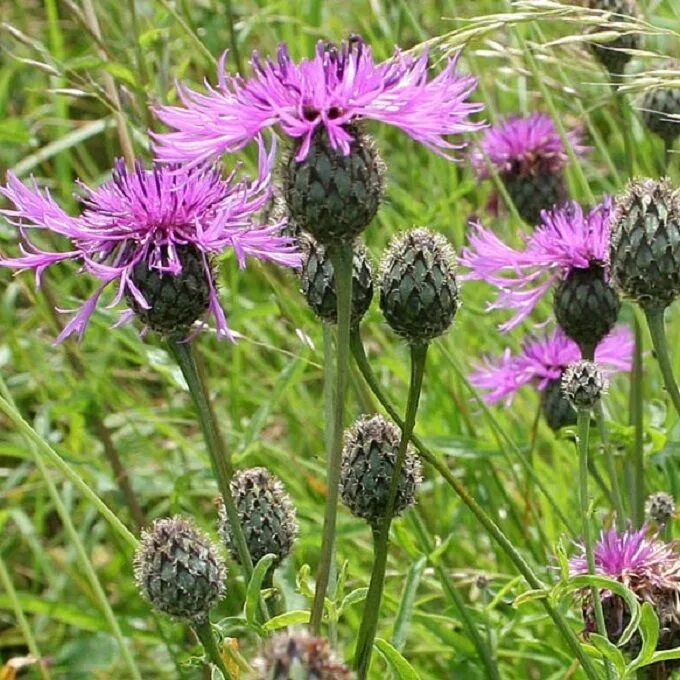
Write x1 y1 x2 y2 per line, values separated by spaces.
460 199 613 331
470 325 633 405
472 113 587 179
153 37 484 164
569 526 680 599
0 140 300 342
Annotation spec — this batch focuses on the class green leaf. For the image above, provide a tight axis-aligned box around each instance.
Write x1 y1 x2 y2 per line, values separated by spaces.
588 634 626 676
628 602 660 672
644 647 680 665
245 553 276 625
262 610 310 632
513 588 549 608
392 556 426 652
374 638 420 680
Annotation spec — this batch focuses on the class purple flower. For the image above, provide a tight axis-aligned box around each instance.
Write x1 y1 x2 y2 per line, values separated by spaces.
460 199 613 331
470 325 633 405
570 526 680 599
153 37 484 165
472 112 587 179
0 140 300 342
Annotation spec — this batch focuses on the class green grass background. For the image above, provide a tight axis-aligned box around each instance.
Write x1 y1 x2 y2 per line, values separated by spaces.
0 0 679 677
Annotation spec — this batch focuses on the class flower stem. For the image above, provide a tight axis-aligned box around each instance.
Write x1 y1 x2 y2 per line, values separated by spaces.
310 242 354 633
355 342 428 678
629 314 645 526
577 409 613 680
194 620 233 680
350 331 600 680
167 340 269 620
322 324 338 647
644 306 680 420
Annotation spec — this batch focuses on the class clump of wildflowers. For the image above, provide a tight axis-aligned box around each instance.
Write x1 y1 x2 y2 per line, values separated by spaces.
0 142 300 341
472 113 587 225
154 37 484 243
470 325 632 430
569 526 680 661
461 199 618 351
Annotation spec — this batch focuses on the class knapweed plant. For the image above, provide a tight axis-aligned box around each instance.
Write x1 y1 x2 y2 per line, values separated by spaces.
1 2 679 680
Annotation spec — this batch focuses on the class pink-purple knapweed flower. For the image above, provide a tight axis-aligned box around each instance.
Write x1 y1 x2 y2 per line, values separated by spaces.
570 526 680 601
472 112 587 179
470 325 633 405
460 199 613 331
153 37 484 165
0 140 300 342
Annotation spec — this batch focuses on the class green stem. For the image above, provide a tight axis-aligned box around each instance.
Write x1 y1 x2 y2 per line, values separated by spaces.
0 554 51 680
167 340 269 620
350 333 600 680
194 620 233 680
321 324 339 648
629 314 645 525
578 410 612 680
310 242 354 633
644 307 680 420
355 343 428 679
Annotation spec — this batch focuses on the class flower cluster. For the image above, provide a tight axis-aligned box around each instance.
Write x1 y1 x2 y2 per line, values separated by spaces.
154 37 484 165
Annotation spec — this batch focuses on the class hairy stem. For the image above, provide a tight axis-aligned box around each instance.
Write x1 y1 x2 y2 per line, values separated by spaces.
644 307 680 419
350 331 600 680
194 620 233 680
310 242 354 633
628 315 645 525
355 343 428 678
167 340 269 620
322 324 339 647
